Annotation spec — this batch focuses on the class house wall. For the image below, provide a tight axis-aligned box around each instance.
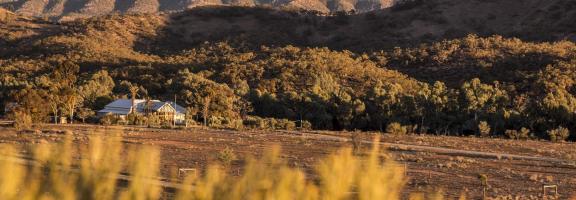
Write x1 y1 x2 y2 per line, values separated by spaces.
99 100 187 125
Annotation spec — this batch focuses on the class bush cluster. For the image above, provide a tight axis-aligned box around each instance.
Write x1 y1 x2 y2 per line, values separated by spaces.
243 116 303 130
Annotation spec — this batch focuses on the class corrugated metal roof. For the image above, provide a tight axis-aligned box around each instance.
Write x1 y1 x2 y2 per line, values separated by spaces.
98 99 186 115
97 108 131 115
104 99 145 109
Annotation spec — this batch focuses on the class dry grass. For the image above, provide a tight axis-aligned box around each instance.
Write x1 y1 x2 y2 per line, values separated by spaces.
3 128 575 199
0 129 161 200
0 130 447 200
177 136 410 200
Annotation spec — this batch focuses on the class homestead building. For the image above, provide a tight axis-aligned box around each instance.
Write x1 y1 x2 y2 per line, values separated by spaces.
98 99 186 125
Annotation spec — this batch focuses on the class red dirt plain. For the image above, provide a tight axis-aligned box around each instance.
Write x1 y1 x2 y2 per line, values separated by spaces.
0 124 574 199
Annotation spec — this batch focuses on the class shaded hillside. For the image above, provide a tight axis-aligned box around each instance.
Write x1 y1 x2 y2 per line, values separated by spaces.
0 7 64 50
378 35 576 88
103 1 576 51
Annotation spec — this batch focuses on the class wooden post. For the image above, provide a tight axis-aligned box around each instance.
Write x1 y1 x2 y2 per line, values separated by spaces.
404 163 407 177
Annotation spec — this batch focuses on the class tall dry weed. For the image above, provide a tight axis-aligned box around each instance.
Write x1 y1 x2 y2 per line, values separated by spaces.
0 129 160 200
0 130 511 200
177 136 408 200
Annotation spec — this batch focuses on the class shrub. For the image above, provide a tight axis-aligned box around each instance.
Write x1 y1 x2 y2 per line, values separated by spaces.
99 114 115 126
185 118 197 126
518 127 531 139
117 118 128 125
12 111 32 131
243 116 264 129
228 119 244 130
505 128 529 140
405 124 418 134
478 121 491 137
243 116 301 130
276 119 296 131
505 130 518 139
76 108 95 123
147 115 161 127
297 120 312 130
126 113 138 125
208 116 225 128
216 146 237 166
207 116 244 129
547 126 570 142
161 121 173 129
133 114 147 125
386 122 407 135
477 174 489 186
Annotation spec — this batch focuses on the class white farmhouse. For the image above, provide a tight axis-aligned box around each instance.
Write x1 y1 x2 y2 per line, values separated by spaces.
98 99 186 125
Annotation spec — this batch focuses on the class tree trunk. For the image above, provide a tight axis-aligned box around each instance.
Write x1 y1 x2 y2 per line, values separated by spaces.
69 103 75 124
51 106 58 124
420 116 424 134
202 96 211 128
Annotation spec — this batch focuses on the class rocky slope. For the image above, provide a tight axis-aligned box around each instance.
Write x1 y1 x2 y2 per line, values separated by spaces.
0 0 397 21
0 0 575 54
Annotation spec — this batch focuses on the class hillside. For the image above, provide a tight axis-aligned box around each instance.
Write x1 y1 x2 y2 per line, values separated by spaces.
1 0 575 54
1 0 575 45
0 0 396 20
0 3 575 139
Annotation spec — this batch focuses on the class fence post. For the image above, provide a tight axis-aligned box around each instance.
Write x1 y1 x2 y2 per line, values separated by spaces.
178 168 197 177
542 184 558 199
403 163 407 177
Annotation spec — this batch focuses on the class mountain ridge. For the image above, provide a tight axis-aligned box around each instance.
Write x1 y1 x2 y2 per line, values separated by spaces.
0 0 398 21
1 0 575 57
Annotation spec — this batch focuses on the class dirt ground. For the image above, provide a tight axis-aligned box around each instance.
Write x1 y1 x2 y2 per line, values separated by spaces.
0 124 575 200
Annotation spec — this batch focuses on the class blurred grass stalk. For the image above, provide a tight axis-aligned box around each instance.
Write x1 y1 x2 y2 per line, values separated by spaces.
0 131 449 200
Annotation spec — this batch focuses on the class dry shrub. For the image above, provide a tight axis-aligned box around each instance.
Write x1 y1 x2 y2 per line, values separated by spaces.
386 122 408 135
78 131 123 200
178 136 407 200
178 146 317 200
505 127 530 140
216 146 237 166
12 111 32 131
0 130 161 200
99 114 115 126
548 126 570 142
119 146 161 200
477 121 491 137
0 130 482 200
